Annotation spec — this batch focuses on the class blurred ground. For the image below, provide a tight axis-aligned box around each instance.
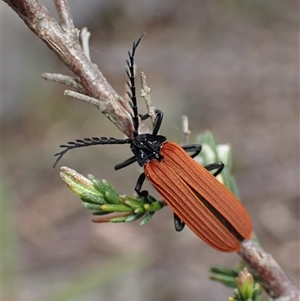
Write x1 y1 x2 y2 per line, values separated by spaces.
2 1 299 300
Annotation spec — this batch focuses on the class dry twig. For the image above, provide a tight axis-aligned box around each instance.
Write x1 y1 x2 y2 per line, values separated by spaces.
4 0 149 138
181 115 191 146
140 71 156 125
239 240 299 301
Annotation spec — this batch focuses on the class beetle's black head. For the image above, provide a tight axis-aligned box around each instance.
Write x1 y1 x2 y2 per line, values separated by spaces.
131 134 167 166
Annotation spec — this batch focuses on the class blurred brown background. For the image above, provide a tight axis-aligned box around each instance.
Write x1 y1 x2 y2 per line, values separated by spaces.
3 1 299 300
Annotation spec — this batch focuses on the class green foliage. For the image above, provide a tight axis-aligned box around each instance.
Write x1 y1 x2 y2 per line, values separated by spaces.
210 266 266 301
230 268 263 301
60 167 164 225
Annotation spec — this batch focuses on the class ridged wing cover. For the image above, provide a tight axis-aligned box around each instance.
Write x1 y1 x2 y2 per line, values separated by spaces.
144 142 252 252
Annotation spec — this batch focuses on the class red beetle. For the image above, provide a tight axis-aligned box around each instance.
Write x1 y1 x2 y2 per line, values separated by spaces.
54 35 252 252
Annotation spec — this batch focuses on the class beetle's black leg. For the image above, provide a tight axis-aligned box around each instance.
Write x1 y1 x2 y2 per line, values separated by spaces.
205 162 224 177
174 213 185 231
134 172 151 201
139 109 164 136
182 145 224 176
114 156 137 170
152 110 164 136
182 144 202 158
134 172 146 194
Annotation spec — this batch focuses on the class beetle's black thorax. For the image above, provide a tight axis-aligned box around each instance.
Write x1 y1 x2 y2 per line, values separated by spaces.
130 134 167 166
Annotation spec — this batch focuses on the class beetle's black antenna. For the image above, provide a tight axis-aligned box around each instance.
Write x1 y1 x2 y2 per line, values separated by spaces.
126 33 145 137
53 137 132 168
